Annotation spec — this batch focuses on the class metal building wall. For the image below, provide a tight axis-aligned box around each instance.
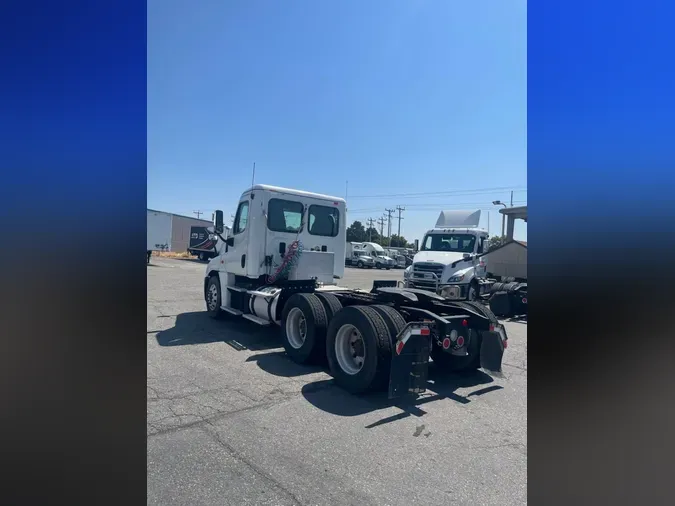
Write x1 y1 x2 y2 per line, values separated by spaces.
170 214 213 252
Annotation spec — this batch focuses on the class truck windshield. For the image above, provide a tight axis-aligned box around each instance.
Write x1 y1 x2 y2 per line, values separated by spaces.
421 233 476 253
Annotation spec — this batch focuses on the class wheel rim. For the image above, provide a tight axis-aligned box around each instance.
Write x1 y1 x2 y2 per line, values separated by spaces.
335 324 366 375
207 282 219 311
285 307 307 349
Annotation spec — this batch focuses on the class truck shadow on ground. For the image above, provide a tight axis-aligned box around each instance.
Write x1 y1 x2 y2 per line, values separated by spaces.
300 369 501 428
246 348 502 427
153 311 280 351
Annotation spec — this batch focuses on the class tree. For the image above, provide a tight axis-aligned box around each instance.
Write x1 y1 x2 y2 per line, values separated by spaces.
346 221 366 242
364 227 380 243
388 234 408 248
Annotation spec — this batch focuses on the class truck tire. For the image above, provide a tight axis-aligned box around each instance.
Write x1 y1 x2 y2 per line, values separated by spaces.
326 306 393 394
357 260 364 268
315 292 343 323
371 305 406 343
375 262 382 269
431 328 481 372
206 275 225 319
281 293 328 364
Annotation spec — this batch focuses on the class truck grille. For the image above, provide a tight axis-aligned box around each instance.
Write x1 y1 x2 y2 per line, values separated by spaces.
411 262 445 290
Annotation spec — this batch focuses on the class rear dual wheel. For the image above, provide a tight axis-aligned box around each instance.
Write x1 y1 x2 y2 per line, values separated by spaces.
280 292 345 365
326 305 405 394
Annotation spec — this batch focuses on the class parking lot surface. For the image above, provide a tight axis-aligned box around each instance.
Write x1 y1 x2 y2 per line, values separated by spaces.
148 259 527 505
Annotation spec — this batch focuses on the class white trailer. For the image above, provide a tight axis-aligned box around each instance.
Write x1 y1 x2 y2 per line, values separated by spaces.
147 209 172 263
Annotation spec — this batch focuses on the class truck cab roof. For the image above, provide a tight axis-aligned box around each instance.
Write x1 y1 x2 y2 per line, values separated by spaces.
244 184 346 204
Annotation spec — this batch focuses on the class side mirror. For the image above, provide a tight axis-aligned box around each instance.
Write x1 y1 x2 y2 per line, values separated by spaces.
214 210 224 234
463 253 471 260
226 237 234 247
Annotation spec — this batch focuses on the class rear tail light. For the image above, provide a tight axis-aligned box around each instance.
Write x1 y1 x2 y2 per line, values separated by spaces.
420 327 430 336
462 319 469 327
456 336 465 347
442 338 451 349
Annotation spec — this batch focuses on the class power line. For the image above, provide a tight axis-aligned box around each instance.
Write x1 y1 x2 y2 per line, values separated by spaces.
384 208 394 245
366 217 375 242
348 199 528 214
377 216 386 238
395 206 405 236
348 185 527 199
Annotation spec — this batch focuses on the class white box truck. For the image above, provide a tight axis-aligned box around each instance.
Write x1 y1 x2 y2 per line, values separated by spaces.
147 209 172 263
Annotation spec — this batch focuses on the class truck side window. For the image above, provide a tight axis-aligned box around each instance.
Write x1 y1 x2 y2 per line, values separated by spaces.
233 201 249 234
308 205 339 237
268 198 303 233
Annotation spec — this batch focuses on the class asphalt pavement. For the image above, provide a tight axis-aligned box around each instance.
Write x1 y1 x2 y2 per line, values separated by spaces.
147 258 527 506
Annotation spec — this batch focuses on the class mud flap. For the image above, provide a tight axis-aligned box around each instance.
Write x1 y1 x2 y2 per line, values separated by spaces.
479 330 505 378
388 333 431 400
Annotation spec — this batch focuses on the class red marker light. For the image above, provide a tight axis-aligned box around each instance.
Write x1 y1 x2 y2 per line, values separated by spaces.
503 339 508 349
420 327 430 336
456 336 465 347
522 298 527 304
442 338 451 349
489 324 495 332
462 319 469 327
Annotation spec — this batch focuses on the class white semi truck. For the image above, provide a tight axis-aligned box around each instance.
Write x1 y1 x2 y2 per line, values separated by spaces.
403 210 493 301
202 185 508 398
355 242 395 269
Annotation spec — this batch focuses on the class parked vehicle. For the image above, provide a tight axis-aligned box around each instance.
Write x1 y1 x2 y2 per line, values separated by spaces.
403 210 492 301
147 209 172 263
355 242 395 269
203 184 507 398
187 225 221 261
345 242 376 268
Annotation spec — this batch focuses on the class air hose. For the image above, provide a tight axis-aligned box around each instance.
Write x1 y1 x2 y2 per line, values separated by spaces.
267 240 303 284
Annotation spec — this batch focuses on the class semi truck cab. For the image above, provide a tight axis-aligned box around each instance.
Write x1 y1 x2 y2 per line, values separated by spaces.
404 210 490 300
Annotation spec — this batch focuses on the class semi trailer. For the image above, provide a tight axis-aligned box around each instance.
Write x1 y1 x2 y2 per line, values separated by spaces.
202 184 508 398
187 225 221 261
147 209 172 263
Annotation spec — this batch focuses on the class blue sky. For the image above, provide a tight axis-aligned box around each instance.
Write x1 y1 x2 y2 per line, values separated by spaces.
148 0 527 242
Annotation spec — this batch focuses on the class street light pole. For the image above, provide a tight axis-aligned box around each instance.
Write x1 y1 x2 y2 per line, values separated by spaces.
492 200 507 237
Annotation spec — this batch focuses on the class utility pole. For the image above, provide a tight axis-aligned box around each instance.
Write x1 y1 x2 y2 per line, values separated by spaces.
366 217 375 242
377 216 386 239
384 208 394 245
193 210 203 219
395 206 405 237
510 190 513 207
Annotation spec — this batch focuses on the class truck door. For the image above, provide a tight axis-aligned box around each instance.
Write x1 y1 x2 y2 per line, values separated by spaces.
225 197 250 276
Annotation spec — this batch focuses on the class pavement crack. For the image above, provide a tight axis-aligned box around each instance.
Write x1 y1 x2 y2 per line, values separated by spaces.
199 421 305 506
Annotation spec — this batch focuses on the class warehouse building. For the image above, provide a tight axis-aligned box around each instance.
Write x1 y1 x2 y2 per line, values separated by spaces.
147 209 213 253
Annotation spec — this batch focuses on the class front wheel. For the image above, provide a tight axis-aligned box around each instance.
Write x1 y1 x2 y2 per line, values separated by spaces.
357 260 364 268
206 275 224 319
375 262 382 269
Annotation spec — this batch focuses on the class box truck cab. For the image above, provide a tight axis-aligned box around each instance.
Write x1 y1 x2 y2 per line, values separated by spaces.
404 210 490 300
355 242 394 269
